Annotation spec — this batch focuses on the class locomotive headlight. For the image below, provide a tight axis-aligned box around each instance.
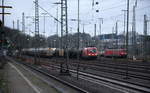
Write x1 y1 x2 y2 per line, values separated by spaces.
121 52 127 55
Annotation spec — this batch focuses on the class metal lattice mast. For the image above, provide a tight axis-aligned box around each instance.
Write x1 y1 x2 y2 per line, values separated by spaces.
61 0 68 49
34 0 40 65
35 0 39 37
60 0 70 74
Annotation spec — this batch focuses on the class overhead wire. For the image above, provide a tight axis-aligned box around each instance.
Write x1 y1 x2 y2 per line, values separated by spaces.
101 4 150 22
33 1 77 34
101 3 126 12
80 0 126 16
33 0 150 35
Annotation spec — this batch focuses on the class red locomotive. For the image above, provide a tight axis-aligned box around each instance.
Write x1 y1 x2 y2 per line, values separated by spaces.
81 47 98 59
103 49 127 58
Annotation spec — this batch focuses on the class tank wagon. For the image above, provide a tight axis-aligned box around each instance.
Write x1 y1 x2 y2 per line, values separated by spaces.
23 47 98 59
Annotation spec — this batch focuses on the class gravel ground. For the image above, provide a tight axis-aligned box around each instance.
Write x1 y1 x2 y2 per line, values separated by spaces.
0 64 8 93
39 65 126 93
5 61 62 93
15 56 150 93
8 58 83 93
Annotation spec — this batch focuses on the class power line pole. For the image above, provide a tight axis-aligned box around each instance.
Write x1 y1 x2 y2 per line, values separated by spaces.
132 0 137 57
56 6 59 36
56 6 59 48
112 26 115 49
17 19 20 30
35 0 39 36
82 24 84 33
34 0 40 65
82 23 85 47
60 0 65 50
98 18 103 52
41 13 47 36
0 0 12 25
115 21 118 49
125 0 130 79
60 0 70 75
94 24 97 46
43 15 45 36
2 0 4 26
126 0 130 58
0 0 4 48
0 0 12 49
126 0 129 55
21 12 25 56
53 2 61 49
13 20 15 29
76 0 80 79
122 10 127 49
94 24 96 38
143 15 147 61
22 12 25 33
144 15 147 37
94 23 97 39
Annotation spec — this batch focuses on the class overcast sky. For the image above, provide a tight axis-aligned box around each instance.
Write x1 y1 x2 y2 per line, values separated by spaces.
1 0 150 36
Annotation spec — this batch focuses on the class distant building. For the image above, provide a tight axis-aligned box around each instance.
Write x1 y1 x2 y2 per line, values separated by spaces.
98 34 125 49
97 33 150 57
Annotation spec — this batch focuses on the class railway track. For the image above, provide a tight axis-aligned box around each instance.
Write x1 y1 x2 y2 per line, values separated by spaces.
15 56 150 92
70 58 150 69
48 57 150 76
7 57 89 93
40 57 150 88
40 62 150 89
19 59 150 93
69 63 150 80
21 56 150 81
22 55 150 69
